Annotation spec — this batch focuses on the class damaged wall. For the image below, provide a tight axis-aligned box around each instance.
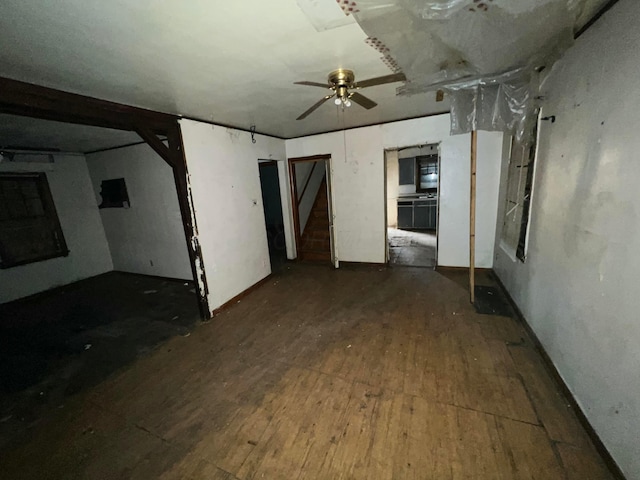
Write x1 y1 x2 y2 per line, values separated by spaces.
179 119 286 312
493 1 639 476
285 114 502 266
0 155 113 303
86 142 192 280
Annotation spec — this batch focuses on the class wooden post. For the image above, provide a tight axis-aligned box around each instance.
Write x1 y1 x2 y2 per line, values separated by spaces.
470 130 477 304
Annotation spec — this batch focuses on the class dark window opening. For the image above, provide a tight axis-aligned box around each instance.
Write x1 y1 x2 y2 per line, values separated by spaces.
502 114 539 262
0 172 69 269
99 178 130 209
416 154 439 193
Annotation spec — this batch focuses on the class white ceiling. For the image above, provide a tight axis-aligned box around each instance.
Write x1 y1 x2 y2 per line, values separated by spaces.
0 0 448 140
0 0 609 144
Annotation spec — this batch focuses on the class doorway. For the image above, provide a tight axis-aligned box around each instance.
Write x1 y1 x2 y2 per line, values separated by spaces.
258 160 286 272
288 155 334 264
385 145 439 268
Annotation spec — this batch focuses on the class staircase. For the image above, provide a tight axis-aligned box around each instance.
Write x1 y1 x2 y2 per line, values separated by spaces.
300 178 331 262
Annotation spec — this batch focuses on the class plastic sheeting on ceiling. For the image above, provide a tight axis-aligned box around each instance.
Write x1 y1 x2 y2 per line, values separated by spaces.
351 0 594 140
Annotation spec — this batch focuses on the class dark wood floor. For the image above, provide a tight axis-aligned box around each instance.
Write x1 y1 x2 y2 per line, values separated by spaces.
0 264 615 479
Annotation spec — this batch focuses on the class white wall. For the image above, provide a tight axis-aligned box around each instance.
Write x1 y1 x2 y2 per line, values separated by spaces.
493 2 640 476
285 115 503 266
179 119 286 312
0 155 113 303
86 142 192 280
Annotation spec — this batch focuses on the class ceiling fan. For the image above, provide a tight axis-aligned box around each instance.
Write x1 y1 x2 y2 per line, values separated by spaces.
294 69 406 120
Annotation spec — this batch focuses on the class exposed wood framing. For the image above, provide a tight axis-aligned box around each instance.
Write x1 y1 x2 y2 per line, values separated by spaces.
469 130 477 304
0 76 211 319
135 127 172 165
0 77 175 132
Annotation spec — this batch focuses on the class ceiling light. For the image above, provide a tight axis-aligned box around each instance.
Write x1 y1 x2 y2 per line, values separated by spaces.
334 97 342 106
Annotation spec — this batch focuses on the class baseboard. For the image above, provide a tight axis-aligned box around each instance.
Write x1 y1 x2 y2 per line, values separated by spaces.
211 274 272 317
492 271 627 480
435 266 492 273
339 261 387 268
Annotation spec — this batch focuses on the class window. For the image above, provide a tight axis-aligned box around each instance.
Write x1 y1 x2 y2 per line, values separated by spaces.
98 178 130 208
416 154 439 193
501 119 539 262
0 172 68 268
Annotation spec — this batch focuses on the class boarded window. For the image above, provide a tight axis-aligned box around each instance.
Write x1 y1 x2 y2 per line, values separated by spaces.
0 172 68 268
502 119 539 262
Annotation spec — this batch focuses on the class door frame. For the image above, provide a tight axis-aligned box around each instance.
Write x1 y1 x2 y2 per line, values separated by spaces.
287 154 333 263
384 143 441 269
258 160 285 267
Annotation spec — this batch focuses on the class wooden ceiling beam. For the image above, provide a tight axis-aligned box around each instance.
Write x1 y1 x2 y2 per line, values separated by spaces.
0 76 177 134
135 126 173 167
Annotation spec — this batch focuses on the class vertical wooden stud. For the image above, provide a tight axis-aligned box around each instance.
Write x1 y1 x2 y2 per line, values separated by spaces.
470 130 477 304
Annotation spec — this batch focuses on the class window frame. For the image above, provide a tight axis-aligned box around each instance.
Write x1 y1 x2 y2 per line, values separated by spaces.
500 114 540 263
415 153 439 194
0 172 69 269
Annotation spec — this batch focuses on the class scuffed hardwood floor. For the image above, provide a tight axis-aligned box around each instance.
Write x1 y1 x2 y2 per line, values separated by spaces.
0 264 615 479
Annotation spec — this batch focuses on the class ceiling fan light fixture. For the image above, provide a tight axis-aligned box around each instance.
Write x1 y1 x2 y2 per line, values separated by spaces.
295 68 401 120
334 94 352 108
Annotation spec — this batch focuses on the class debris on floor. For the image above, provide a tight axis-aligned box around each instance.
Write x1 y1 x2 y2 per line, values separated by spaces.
473 285 514 316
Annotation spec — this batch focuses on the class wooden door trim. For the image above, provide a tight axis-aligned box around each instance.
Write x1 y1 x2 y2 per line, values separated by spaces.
287 154 331 260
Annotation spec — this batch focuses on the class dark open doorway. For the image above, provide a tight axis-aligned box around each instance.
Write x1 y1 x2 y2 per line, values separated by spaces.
385 145 440 268
288 155 334 264
258 160 286 272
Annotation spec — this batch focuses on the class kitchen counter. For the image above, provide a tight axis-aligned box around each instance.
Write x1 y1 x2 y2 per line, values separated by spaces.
397 194 437 201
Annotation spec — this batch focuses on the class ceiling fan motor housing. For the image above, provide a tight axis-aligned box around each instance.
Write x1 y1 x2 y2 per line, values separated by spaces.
328 69 355 88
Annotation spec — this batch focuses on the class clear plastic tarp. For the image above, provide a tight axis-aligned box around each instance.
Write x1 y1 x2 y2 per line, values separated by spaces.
351 0 590 140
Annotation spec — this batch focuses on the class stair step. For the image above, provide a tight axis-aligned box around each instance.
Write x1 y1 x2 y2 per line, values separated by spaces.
301 250 331 262
301 237 330 249
298 178 331 263
303 230 329 239
305 220 329 229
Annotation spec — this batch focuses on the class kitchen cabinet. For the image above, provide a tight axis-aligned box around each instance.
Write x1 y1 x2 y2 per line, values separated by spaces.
397 198 437 230
414 202 429 229
397 201 413 229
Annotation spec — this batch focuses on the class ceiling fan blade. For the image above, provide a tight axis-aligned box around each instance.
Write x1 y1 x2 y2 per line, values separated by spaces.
350 92 377 110
356 72 406 88
294 81 329 88
296 95 334 120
